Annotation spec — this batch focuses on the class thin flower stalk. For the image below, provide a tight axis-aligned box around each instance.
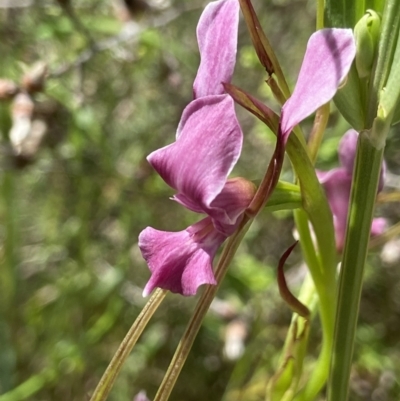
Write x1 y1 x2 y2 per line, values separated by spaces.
154 217 251 401
89 289 167 401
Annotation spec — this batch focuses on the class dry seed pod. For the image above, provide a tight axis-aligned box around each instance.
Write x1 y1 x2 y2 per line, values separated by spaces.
9 93 35 155
21 62 48 94
0 79 18 100
33 99 70 149
113 0 151 22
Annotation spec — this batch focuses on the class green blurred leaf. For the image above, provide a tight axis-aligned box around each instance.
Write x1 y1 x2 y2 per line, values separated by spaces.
0 321 16 393
325 0 384 28
333 64 365 130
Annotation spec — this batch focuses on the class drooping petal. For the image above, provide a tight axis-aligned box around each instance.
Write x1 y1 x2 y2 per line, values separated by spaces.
139 217 226 296
280 29 356 141
148 95 242 213
193 0 240 98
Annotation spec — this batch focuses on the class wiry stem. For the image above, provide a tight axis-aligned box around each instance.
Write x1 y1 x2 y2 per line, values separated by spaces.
89 289 167 401
153 217 251 401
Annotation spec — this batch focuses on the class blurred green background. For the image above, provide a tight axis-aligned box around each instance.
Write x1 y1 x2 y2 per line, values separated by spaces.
0 1 399 400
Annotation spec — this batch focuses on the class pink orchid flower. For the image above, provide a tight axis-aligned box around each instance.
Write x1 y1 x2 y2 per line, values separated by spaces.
317 129 386 251
139 0 255 297
139 0 356 297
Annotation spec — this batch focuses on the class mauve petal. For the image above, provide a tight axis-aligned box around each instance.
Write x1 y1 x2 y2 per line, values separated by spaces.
338 129 359 174
148 95 242 212
133 391 150 401
173 178 255 236
172 193 205 214
139 217 226 296
208 177 256 232
371 217 387 237
338 129 385 191
193 0 239 98
280 29 356 141
317 168 352 250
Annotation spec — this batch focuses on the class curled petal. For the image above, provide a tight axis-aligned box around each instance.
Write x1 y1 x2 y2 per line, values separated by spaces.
280 29 356 141
193 0 240 98
173 178 255 235
209 177 256 233
139 218 226 296
149 95 242 213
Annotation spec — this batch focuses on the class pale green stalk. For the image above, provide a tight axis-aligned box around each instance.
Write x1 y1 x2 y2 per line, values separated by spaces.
327 132 384 401
89 289 167 401
154 218 252 401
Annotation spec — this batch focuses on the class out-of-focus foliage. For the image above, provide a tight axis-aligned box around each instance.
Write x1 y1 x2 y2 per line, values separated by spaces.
0 1 399 401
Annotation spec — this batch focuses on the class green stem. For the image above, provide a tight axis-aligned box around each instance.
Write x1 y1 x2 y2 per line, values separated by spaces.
267 129 337 401
327 132 384 401
286 135 337 282
292 210 336 401
154 217 251 401
275 130 336 401
0 171 17 316
317 0 325 29
367 0 400 127
89 289 167 401
0 368 56 401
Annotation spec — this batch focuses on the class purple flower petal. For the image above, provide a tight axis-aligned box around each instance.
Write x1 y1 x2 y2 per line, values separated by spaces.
134 391 150 401
208 177 256 233
172 177 255 228
318 130 387 250
338 129 358 174
193 0 240 98
148 95 242 214
338 129 386 190
280 29 356 141
317 168 352 250
139 217 226 296
371 218 387 237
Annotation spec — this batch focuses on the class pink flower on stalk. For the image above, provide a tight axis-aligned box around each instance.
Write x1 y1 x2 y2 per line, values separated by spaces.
317 129 386 251
139 0 255 296
139 0 357 296
225 27 357 216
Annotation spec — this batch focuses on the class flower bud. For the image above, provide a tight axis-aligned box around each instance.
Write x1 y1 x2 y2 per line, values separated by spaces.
354 10 381 79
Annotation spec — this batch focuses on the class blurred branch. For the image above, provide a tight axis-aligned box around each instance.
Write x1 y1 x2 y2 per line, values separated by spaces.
49 7 196 78
0 0 33 8
370 221 400 249
56 0 98 51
